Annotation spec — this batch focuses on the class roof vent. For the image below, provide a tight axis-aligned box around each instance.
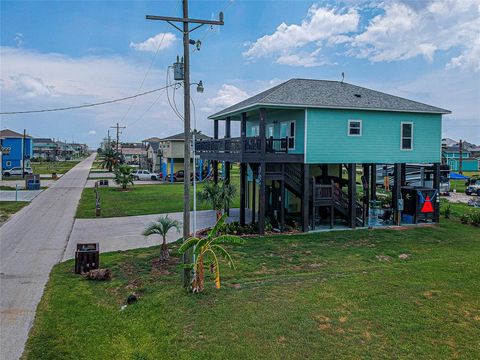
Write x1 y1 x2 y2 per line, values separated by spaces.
354 94 361 98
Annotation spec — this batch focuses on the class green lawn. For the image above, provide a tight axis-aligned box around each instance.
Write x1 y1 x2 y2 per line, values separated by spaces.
76 183 240 218
0 201 28 224
24 214 480 360
31 161 81 174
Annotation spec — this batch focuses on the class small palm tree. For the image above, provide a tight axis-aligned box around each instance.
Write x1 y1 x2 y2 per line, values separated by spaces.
100 147 118 172
114 164 134 190
199 181 236 220
179 214 243 293
143 215 180 261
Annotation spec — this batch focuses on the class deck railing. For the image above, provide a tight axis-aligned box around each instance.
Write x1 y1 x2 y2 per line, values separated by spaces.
195 136 289 154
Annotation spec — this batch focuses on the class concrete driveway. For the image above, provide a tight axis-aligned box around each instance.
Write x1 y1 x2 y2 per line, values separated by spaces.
63 209 251 261
0 154 96 360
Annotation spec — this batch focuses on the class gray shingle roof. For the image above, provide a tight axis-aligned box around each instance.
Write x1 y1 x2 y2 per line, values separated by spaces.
209 79 451 119
161 132 211 141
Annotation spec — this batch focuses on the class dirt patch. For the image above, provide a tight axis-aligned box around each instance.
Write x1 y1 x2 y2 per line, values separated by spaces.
376 255 392 262
151 256 180 276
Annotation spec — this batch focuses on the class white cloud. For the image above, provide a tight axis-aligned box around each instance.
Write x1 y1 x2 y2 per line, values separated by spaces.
14 33 24 48
244 1 480 71
88 130 96 135
207 84 249 108
243 5 359 66
350 0 480 70
129 33 176 52
3 73 54 98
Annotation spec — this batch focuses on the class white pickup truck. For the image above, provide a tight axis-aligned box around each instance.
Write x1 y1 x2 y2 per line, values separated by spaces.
131 169 161 181
2 167 33 177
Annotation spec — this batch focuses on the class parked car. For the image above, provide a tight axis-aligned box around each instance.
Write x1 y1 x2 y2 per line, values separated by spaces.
2 167 33 177
465 180 480 196
131 169 161 181
165 170 200 182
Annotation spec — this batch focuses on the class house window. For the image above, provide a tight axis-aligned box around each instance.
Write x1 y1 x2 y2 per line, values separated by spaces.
6 161 11 167
401 122 413 150
280 121 295 149
251 125 259 137
348 120 362 136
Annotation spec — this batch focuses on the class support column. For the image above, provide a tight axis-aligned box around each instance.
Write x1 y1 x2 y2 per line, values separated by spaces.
302 164 310 232
433 162 441 223
347 163 356 228
225 117 231 185
280 164 285 232
213 120 219 184
258 109 267 235
400 163 407 186
370 164 376 201
240 163 246 225
362 164 370 219
393 163 402 226
170 158 174 184
252 175 256 224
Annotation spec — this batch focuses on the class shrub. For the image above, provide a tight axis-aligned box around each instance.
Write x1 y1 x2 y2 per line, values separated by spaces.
460 213 470 224
443 204 451 219
469 211 480 226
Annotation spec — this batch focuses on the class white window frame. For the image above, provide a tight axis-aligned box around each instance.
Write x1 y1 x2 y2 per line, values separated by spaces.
280 120 296 150
348 119 362 136
266 124 274 138
401 122 414 151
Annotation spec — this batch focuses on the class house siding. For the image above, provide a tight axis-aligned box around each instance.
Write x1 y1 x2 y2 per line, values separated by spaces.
1 137 33 170
306 109 442 164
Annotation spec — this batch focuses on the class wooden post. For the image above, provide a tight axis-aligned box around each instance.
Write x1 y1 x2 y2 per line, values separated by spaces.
280 164 285 232
213 120 219 184
240 163 246 226
302 164 310 232
370 164 376 201
225 116 231 184
393 163 402 226
433 162 441 223
258 109 267 235
241 112 247 155
252 174 256 225
400 163 407 186
362 164 370 219
347 163 356 228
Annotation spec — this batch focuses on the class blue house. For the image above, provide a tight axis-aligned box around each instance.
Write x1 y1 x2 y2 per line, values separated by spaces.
0 129 33 171
196 79 451 234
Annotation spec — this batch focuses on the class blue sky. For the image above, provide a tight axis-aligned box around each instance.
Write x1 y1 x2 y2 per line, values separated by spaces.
1 0 479 147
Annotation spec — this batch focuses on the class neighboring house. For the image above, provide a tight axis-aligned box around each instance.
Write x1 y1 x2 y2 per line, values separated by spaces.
121 146 147 166
145 140 162 172
33 138 57 160
0 129 33 171
55 141 76 159
196 78 450 235
442 144 479 172
159 131 211 177
68 143 89 157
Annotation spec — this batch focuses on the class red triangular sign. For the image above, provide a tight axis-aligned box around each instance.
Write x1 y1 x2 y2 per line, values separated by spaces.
421 196 434 213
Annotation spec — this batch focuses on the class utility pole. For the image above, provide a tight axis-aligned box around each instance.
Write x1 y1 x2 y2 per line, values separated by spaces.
110 123 126 154
459 139 463 174
146 1 224 288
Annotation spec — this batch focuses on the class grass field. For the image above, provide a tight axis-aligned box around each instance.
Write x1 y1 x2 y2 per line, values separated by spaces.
76 183 240 218
31 161 81 174
24 212 480 360
0 201 28 225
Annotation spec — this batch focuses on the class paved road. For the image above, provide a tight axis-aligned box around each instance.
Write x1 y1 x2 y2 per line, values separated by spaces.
0 153 96 360
63 208 252 261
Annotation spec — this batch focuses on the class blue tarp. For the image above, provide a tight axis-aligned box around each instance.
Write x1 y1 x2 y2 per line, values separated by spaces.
449 172 469 180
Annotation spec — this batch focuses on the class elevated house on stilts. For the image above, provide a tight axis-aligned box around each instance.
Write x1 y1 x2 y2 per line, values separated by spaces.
196 79 451 235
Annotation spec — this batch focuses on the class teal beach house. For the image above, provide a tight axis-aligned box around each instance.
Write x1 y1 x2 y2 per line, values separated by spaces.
196 79 450 235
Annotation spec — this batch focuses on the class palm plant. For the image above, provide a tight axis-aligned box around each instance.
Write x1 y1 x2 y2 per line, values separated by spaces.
199 181 236 220
114 164 134 190
179 214 244 293
99 147 118 172
143 215 180 261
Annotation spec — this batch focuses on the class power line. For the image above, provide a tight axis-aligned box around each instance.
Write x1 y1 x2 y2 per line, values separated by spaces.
0 85 175 115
